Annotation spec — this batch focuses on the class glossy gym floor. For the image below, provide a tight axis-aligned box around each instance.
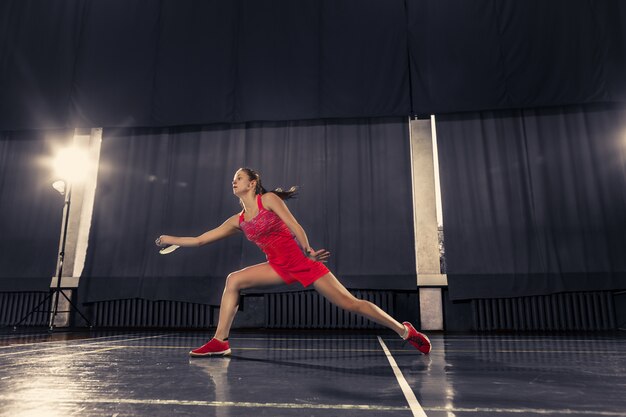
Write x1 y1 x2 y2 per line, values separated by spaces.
0 330 624 417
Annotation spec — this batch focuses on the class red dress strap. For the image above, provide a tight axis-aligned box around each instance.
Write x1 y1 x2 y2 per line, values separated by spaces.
257 193 265 210
238 210 245 224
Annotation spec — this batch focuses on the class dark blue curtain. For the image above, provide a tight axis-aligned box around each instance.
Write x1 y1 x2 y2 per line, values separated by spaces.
2 0 625 130
80 117 416 305
0 130 71 291
437 103 626 300
407 0 626 114
0 0 410 130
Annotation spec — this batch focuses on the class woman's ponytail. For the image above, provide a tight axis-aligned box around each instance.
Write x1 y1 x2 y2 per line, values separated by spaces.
267 186 298 200
240 167 297 200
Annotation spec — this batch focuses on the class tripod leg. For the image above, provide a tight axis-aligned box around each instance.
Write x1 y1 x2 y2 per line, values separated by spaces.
58 290 93 327
49 289 62 329
12 292 53 329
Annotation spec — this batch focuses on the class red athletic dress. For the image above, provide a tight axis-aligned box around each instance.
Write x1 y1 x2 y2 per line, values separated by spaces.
239 194 329 287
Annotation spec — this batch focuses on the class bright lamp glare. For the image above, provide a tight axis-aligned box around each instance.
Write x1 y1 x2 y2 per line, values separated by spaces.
52 147 90 183
52 180 66 195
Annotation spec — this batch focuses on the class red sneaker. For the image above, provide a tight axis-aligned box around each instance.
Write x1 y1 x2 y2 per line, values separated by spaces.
402 322 431 354
189 338 231 357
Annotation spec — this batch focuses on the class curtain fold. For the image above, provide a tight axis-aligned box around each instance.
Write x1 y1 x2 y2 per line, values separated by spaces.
80 118 415 305
437 103 626 300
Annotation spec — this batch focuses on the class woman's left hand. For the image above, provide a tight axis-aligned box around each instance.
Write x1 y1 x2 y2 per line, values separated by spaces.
306 248 331 263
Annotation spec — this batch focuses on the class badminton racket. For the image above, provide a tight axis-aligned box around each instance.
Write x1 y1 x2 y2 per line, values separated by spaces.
159 245 180 255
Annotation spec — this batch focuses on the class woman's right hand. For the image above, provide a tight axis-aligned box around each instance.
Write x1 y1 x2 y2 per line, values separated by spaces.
155 235 167 247
306 248 331 263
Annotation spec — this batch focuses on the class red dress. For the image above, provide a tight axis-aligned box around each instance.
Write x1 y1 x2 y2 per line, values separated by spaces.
239 194 329 287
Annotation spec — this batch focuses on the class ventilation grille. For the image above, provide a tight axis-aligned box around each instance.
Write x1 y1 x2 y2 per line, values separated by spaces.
266 290 394 329
0 292 50 326
472 291 616 331
91 299 214 328
4 290 617 331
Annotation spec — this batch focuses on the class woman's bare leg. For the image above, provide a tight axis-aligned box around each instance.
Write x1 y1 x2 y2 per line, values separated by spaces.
214 262 284 341
313 273 407 336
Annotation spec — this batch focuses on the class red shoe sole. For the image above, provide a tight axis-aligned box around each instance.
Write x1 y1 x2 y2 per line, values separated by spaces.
189 348 232 357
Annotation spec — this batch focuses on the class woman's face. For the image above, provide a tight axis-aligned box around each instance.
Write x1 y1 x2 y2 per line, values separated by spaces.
232 169 256 196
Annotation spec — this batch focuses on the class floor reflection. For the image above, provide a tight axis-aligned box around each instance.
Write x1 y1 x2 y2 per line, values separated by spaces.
188 357 232 417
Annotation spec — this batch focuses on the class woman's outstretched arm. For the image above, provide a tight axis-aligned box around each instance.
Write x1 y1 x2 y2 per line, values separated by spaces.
156 214 241 247
262 193 330 261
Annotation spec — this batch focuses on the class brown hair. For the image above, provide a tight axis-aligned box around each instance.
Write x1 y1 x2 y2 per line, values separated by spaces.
238 167 298 200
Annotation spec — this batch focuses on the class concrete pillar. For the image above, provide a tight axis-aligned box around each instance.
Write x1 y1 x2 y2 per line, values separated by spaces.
50 128 102 327
409 117 447 331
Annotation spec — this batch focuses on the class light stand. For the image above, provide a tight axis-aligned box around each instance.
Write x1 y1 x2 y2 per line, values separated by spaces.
48 180 92 330
12 179 92 331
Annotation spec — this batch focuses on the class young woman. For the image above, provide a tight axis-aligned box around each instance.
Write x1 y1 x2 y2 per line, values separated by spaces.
156 168 431 356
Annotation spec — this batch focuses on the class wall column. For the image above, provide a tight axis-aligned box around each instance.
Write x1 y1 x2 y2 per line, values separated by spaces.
409 117 447 331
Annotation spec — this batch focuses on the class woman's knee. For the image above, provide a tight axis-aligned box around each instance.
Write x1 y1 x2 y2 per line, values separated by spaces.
339 296 365 313
225 271 243 291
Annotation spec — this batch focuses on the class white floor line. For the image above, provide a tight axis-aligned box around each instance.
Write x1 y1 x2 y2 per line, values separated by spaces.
0 396 622 415
164 335 382 341
377 336 427 417
0 396 408 412
0 334 168 358
422 406 626 416
0 332 161 349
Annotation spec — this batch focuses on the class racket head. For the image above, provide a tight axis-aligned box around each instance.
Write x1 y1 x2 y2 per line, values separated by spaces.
159 245 180 255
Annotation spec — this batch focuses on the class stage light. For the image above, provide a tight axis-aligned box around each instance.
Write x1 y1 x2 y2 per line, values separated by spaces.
52 146 90 184
52 180 66 195
14 142 94 330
